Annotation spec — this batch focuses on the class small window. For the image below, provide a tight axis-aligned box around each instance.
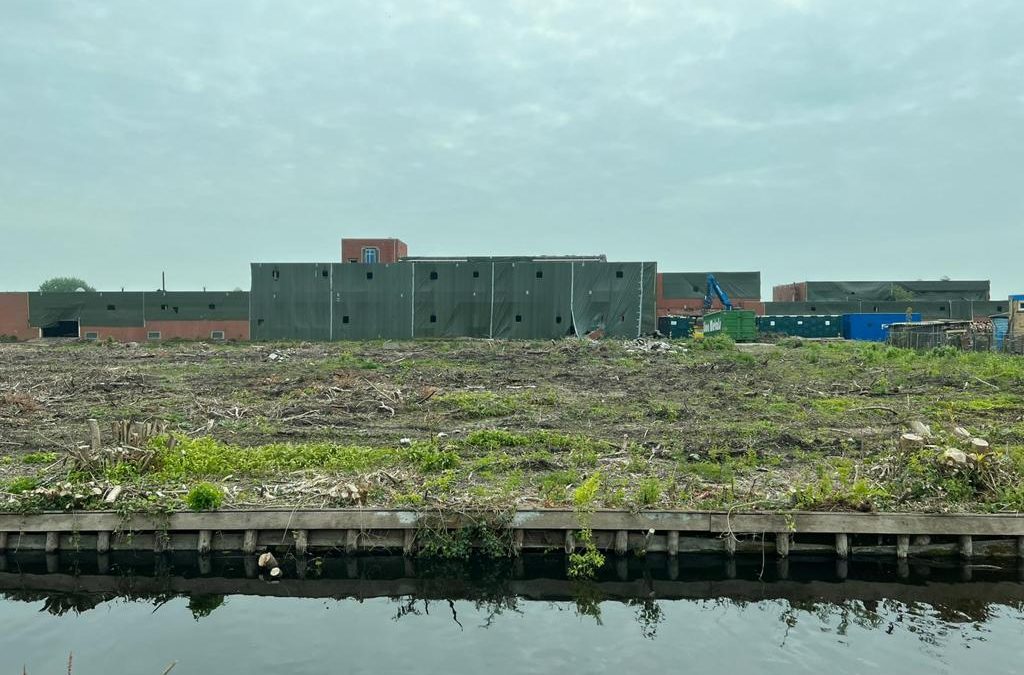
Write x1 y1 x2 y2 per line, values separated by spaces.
430 315 437 323
147 331 161 340
473 271 480 278
555 316 562 324
769 321 776 327
824 320 831 326
810 306 816 312
272 270 280 280
615 270 624 278
210 330 225 341
160 304 168 311
515 315 522 322
430 271 438 280
106 304 116 311
362 247 379 264
84 332 99 340
208 304 216 310
797 320 803 325
366 271 374 280
620 314 625 323
692 285 700 293
172 306 179 314
536 270 543 279
347 258 357 263
342 315 350 324
321 269 329 278
257 319 265 326
670 320 677 326
1018 302 1024 312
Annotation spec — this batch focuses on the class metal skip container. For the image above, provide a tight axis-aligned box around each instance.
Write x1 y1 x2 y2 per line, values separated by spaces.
703 310 757 342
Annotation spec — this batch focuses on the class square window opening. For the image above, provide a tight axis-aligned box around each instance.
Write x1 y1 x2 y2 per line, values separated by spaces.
257 319 265 326
555 316 562 324
362 247 380 264
472 271 480 278
160 304 168 311
342 315 350 324
536 270 543 279
430 271 438 280
272 270 280 280
208 304 216 310
106 304 116 311
616 270 624 278
147 331 161 340
366 271 374 280
321 269 329 277
430 315 437 323
172 306 179 314
515 315 522 323
210 330 225 341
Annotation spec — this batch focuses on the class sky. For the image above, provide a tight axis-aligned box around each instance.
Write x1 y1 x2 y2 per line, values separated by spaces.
1 0 1022 297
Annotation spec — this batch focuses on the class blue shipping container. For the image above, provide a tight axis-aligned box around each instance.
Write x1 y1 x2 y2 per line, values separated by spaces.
842 313 921 342
993 317 1009 351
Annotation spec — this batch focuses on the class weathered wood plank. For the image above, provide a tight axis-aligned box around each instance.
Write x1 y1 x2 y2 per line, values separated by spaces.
45 532 59 553
835 533 849 559
96 531 110 554
294 529 308 556
614 531 628 555
667 531 679 556
711 512 1024 536
960 535 973 559
197 530 212 555
776 533 790 558
897 535 910 560
242 530 258 554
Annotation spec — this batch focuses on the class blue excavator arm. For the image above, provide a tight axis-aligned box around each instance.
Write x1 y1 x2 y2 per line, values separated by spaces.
703 273 733 311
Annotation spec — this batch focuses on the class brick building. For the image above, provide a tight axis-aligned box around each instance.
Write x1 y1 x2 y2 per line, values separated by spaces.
341 238 408 264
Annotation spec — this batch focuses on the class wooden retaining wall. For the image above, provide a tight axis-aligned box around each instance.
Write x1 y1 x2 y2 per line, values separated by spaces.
1 509 1023 559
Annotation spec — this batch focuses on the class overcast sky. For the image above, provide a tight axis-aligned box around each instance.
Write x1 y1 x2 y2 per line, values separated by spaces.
1 1 1022 297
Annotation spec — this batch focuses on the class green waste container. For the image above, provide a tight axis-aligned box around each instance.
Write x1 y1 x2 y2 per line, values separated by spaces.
703 310 757 342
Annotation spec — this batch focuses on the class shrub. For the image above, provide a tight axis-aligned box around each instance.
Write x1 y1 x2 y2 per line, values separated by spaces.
185 482 224 511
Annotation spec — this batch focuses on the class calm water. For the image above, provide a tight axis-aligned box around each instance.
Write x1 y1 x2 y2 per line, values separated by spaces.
1 552 1022 674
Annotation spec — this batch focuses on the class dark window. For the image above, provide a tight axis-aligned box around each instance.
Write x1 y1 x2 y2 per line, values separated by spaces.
692 285 700 293
430 315 437 323
257 319 265 326
272 270 280 280
172 306 179 314
342 315 350 324
810 306 816 312
616 270 624 278
430 271 438 280
366 272 374 280
536 270 543 279
321 269 329 277
362 247 379 264
160 304 168 310
619 314 625 322
473 271 480 278
208 304 216 310
555 316 562 324
515 315 522 322
106 304 116 311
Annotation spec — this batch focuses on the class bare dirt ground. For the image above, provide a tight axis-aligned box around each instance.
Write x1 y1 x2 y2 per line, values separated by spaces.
1 338 1022 514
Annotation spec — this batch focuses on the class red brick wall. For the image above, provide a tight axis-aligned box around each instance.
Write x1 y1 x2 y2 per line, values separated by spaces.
341 238 408 263
145 320 250 341
0 292 36 340
79 326 149 342
773 283 807 302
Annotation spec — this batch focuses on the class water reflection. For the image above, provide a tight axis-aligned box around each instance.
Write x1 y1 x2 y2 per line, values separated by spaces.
1 550 1022 645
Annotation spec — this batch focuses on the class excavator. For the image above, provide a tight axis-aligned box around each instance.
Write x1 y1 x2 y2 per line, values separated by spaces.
703 273 733 312
692 273 733 338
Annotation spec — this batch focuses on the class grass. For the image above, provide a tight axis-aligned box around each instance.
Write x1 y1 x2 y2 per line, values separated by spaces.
2 338 1024 515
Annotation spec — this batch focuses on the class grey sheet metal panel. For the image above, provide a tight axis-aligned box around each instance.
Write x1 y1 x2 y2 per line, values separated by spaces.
412 261 493 338
250 263 332 340
661 272 761 300
29 292 145 327
805 280 990 302
491 261 574 339
146 291 249 321
861 300 950 320
331 263 413 340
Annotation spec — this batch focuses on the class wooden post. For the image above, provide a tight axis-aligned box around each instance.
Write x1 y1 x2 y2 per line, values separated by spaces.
96 531 110 554
614 530 628 555
667 531 679 556
87 419 101 452
244 556 257 578
242 529 258 555
154 531 167 553
835 559 848 580
1017 536 1024 558
512 529 524 556
294 529 308 556
46 553 59 573
345 529 359 554
896 535 910 559
959 535 973 559
45 531 59 553
197 530 212 555
564 530 575 554
775 532 790 558
667 555 679 580
0 532 7 552
724 533 737 557
402 529 416 556
835 533 849 559
97 554 109 575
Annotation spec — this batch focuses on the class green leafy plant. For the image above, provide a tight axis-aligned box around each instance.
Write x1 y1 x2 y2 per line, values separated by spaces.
185 482 224 511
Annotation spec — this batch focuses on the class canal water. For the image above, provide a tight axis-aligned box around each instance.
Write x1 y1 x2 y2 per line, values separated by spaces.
1 552 1021 674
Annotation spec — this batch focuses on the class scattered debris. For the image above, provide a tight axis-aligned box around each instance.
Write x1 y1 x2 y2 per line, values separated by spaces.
258 552 279 569
908 420 933 438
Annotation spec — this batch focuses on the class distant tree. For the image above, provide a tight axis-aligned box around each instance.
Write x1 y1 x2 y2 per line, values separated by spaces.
38 277 95 293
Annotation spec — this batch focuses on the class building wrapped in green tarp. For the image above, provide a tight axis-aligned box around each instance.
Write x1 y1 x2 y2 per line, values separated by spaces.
763 300 1002 321
145 291 249 321
804 280 989 302
250 260 657 341
660 272 761 299
28 292 146 327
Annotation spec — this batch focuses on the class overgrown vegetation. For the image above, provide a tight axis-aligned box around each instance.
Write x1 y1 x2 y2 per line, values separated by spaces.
1 339 1022 517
